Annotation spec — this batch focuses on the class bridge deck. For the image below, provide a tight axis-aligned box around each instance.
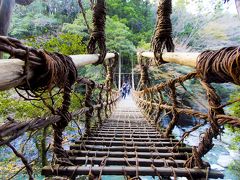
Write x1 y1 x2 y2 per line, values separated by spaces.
42 96 223 179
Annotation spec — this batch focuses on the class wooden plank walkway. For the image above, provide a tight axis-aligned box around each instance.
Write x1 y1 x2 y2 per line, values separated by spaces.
42 96 223 179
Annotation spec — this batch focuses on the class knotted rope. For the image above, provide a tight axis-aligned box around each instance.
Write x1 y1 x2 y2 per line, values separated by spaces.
43 52 77 165
0 36 78 165
197 47 240 85
104 52 118 89
87 0 107 65
85 80 95 135
0 36 77 92
97 84 104 125
137 54 151 91
135 46 240 169
103 52 118 116
184 47 240 168
152 0 174 64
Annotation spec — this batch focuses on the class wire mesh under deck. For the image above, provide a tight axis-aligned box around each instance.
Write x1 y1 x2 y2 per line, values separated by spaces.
42 97 223 179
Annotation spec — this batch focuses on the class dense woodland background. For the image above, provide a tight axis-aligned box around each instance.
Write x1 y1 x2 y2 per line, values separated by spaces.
1 0 240 179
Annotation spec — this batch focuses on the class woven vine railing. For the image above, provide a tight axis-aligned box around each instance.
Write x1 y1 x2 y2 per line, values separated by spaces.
134 48 240 169
0 36 119 179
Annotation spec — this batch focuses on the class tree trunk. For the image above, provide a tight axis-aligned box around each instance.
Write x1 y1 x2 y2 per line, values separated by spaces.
41 127 48 167
236 0 240 16
0 0 35 58
0 0 15 58
15 0 34 5
0 0 15 36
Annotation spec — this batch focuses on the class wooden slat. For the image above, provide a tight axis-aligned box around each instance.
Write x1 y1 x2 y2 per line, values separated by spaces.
98 126 156 129
42 166 224 179
101 125 156 127
67 150 190 159
99 123 156 126
69 157 186 167
88 132 174 138
69 145 192 153
75 140 181 147
90 131 162 134
77 136 178 142
97 124 155 127
90 129 159 133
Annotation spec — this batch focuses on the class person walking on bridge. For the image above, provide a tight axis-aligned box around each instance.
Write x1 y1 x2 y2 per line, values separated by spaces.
121 82 127 99
127 83 131 95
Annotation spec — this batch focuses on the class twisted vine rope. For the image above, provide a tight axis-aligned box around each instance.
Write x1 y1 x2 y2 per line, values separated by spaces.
0 36 76 91
0 77 114 147
102 54 118 117
52 80 76 166
87 0 107 65
97 84 104 125
0 35 120 178
152 0 174 64
0 36 78 165
134 46 240 168
104 52 118 89
137 54 151 91
197 47 240 85
85 80 95 135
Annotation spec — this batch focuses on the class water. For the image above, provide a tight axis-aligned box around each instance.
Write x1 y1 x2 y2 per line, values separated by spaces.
173 126 240 180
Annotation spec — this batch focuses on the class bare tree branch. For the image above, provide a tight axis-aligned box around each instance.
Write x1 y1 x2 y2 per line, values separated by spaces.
236 0 240 16
78 0 92 34
0 0 15 58
7 143 34 180
8 159 36 180
15 0 34 6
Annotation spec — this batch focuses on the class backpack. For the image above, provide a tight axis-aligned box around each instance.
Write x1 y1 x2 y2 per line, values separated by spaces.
122 84 127 91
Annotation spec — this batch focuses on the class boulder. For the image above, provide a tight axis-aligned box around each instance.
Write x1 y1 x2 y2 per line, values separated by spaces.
217 155 234 167
211 164 225 171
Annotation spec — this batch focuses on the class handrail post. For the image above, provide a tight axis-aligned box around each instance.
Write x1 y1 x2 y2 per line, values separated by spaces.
118 53 121 90
131 53 135 90
136 52 151 90
85 81 95 135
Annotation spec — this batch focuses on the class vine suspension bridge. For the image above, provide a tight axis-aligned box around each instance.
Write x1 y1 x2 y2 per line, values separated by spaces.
1 0 240 179
1 36 240 179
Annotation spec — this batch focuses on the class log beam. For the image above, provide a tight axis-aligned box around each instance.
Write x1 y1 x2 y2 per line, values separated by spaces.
0 53 115 91
140 52 200 67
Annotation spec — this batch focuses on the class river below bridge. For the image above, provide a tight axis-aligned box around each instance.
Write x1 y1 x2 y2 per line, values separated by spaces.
1 129 238 179
1 97 239 179
173 125 239 180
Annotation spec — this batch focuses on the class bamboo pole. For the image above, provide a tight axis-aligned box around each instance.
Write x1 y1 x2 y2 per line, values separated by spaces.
140 52 200 68
0 53 115 91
